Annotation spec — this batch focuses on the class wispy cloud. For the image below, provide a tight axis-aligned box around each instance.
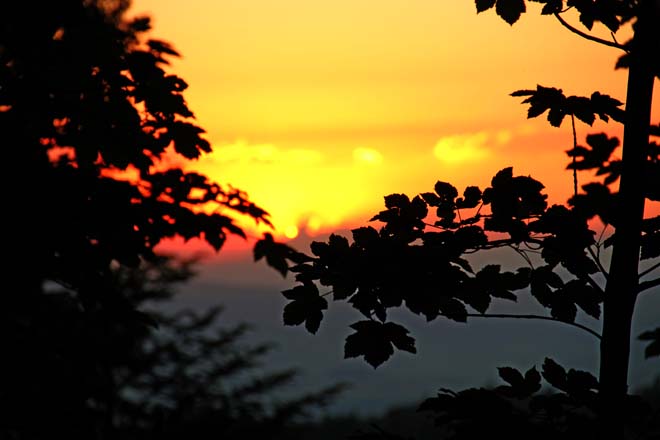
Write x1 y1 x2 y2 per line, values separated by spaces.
433 130 512 164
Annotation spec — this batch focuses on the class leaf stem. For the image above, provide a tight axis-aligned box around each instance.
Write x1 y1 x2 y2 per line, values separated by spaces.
461 312 602 340
554 13 626 50
587 245 609 280
571 113 579 197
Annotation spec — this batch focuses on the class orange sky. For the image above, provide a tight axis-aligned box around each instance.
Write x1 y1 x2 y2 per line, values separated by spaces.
130 0 658 249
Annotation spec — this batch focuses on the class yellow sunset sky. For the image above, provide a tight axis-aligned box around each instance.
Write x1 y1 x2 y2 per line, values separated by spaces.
130 0 658 246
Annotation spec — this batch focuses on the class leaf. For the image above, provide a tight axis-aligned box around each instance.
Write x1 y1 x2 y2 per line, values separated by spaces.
147 39 181 57
384 193 410 209
282 283 328 334
566 369 599 392
352 226 380 248
385 322 417 354
511 85 566 126
498 366 524 387
497 366 541 398
566 95 595 125
344 320 415 368
564 279 602 319
438 297 468 322
496 0 526 25
456 186 482 209
542 358 568 391
421 191 441 206
434 181 458 200
540 0 562 14
550 287 578 323
590 92 624 123
475 0 496 13
639 328 660 358
524 367 542 394
254 232 298 277
530 267 557 307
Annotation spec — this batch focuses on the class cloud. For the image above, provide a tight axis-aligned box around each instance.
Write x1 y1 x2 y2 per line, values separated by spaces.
206 141 324 165
433 130 512 164
190 141 388 241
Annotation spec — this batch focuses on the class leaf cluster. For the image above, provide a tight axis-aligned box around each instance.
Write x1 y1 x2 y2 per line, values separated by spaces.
476 0 637 29
268 166 637 367
2 1 274 437
416 358 653 440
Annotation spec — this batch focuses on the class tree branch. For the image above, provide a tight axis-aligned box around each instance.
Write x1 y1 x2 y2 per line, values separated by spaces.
460 313 602 340
571 114 579 197
639 261 660 279
580 272 606 295
638 278 660 294
554 13 626 51
587 245 609 280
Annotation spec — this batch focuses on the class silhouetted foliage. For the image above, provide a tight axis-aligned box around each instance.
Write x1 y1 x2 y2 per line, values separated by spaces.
1 1 284 438
105 256 346 440
261 1 660 438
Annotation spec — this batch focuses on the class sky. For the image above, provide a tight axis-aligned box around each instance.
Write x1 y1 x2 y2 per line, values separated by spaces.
131 0 658 244
129 0 659 416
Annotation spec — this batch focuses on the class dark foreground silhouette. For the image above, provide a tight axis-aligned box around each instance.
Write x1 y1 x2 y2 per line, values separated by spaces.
3 0 659 439
258 1 660 439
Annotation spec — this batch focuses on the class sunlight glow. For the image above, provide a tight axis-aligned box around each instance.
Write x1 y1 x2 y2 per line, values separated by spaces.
189 141 390 240
353 147 384 165
433 132 492 164
284 224 299 239
130 0 658 252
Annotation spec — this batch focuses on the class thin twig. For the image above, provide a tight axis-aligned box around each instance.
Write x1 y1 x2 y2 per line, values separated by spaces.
460 313 602 340
571 113 579 197
581 272 606 295
587 245 609 280
639 261 660 279
509 244 535 269
554 13 626 50
638 278 660 294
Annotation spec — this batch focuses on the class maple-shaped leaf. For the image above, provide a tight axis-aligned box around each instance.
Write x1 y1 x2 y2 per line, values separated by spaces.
282 282 328 334
352 226 380 249
498 367 524 387
542 357 568 391
475 0 496 13
456 186 482 209
533 0 563 15
254 232 312 277
550 287 578 322
254 233 288 276
566 369 599 396
639 328 660 358
590 92 624 123
511 86 567 127
344 321 416 368
496 0 526 25
565 279 602 319
566 95 595 125
496 366 541 398
385 322 417 353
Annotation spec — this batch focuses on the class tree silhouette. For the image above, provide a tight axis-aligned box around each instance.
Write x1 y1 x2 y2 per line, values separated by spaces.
262 1 660 438
1 1 279 438
102 255 345 440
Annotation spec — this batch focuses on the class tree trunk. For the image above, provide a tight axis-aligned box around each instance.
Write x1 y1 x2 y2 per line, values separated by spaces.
599 0 658 437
